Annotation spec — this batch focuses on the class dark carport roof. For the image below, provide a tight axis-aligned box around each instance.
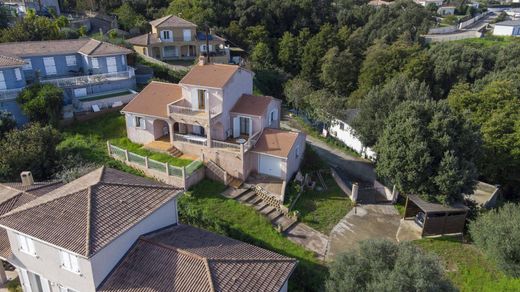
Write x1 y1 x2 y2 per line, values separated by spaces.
407 195 467 214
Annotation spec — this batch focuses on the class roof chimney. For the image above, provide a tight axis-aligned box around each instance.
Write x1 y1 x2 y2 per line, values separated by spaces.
21 171 34 186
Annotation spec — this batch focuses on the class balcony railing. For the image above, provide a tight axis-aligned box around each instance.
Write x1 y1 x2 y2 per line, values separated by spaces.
173 133 208 146
169 99 222 120
40 67 135 88
244 129 263 152
0 87 24 101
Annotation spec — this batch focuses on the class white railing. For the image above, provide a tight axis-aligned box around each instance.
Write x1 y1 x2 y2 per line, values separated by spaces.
169 99 222 119
244 129 263 152
0 88 23 101
211 140 241 150
41 67 135 87
173 133 208 146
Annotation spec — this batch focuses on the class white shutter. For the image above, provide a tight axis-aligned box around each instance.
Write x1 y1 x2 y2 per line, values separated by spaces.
192 89 198 110
248 118 253 136
74 88 87 97
20 268 32 292
17 234 28 252
273 109 278 121
183 29 191 41
141 118 146 130
60 250 71 270
107 57 117 73
40 276 51 292
0 71 6 90
70 253 80 273
15 68 22 81
43 57 57 75
22 59 32 70
66 55 76 66
27 237 36 255
91 58 99 69
233 117 240 138
121 55 126 65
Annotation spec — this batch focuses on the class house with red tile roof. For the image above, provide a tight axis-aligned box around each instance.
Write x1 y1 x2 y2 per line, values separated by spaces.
127 15 231 64
121 60 306 200
0 167 296 292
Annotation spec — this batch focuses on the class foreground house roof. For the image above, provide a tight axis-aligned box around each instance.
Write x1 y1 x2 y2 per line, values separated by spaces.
179 63 246 88
253 128 301 158
0 167 182 257
0 38 132 58
99 224 297 292
122 81 183 118
230 94 276 117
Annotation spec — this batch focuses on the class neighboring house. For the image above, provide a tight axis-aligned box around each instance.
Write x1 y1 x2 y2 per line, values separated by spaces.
0 38 137 124
127 15 231 64
437 6 456 15
415 0 444 6
0 167 296 292
327 110 376 161
493 20 520 36
1 0 61 16
121 60 306 192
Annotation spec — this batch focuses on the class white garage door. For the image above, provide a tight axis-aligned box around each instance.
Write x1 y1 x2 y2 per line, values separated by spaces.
258 155 282 178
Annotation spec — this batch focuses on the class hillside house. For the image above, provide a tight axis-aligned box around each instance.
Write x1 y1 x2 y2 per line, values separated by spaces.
0 39 137 124
121 60 306 197
0 168 296 292
128 15 231 64
493 20 520 36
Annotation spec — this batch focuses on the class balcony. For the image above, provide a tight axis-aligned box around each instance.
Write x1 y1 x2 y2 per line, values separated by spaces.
168 98 222 125
40 67 135 88
0 87 24 101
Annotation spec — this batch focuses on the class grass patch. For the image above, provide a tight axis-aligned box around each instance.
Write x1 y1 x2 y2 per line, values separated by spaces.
416 237 520 291
394 194 406 217
293 173 353 234
110 137 192 167
288 115 363 159
455 35 520 47
180 179 327 292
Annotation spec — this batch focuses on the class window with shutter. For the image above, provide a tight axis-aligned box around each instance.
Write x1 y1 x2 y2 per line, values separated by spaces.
15 68 22 81
17 234 36 256
0 71 6 90
43 57 57 75
91 57 99 69
60 250 81 273
66 55 77 66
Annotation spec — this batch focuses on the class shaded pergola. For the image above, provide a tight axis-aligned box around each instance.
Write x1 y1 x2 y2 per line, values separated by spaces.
403 195 468 237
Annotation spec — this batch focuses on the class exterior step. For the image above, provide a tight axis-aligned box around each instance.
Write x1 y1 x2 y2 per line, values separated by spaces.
260 205 276 216
228 177 243 189
221 187 249 199
253 201 268 211
247 195 263 205
267 210 283 221
167 146 183 157
272 215 297 232
236 190 257 203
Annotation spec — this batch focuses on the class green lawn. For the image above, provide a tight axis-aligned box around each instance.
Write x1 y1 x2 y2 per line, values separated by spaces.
293 173 353 234
180 180 327 292
60 112 191 169
416 237 520 291
456 35 520 47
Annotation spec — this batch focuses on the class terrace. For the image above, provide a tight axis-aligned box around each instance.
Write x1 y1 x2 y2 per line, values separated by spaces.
168 98 222 125
40 67 135 88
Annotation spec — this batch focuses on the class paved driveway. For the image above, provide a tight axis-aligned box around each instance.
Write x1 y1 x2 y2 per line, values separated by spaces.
326 204 401 261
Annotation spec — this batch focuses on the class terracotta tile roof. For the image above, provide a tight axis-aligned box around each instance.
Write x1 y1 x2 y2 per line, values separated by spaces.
253 128 302 158
180 64 244 88
230 94 275 116
0 167 182 257
127 33 151 46
122 81 183 118
150 15 197 28
0 55 26 68
0 38 131 58
99 224 297 292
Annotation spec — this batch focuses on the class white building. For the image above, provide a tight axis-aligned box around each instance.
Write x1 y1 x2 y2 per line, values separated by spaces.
493 20 520 36
327 110 376 161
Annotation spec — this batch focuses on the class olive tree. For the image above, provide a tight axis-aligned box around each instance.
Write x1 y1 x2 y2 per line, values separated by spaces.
326 240 455 292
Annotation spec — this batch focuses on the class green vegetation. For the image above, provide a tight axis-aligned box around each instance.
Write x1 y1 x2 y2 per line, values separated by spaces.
456 35 520 47
417 237 520 291
17 84 64 127
327 240 455 291
293 172 352 234
6 277 22 292
180 179 327 292
136 55 188 83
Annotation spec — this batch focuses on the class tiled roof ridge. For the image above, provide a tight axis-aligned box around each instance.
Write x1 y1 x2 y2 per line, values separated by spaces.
155 15 172 27
0 38 89 46
139 236 207 261
85 185 94 256
203 258 216 292
83 39 102 55
1 180 62 193
96 181 181 191
207 258 296 263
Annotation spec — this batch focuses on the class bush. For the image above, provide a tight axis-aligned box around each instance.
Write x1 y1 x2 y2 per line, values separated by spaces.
17 83 63 126
136 55 188 83
0 123 61 181
0 110 16 137
469 203 520 277
326 240 456 292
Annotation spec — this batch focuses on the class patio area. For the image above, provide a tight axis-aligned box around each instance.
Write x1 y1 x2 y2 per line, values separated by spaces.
144 136 171 152
246 173 284 199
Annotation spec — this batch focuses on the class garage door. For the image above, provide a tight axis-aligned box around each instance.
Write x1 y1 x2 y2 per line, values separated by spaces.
258 155 282 178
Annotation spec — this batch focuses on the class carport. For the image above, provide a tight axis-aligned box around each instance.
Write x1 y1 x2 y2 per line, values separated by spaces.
403 195 467 237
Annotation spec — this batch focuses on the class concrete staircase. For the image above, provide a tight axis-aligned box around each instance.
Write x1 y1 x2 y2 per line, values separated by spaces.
226 173 243 189
221 187 297 232
167 146 183 157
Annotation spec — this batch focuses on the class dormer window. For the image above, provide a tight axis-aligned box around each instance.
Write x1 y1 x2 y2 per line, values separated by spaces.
161 30 173 41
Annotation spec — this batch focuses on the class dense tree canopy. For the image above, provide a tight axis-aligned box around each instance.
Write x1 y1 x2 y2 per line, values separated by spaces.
326 240 455 292
375 100 481 204
0 111 16 138
17 84 64 127
0 124 61 181
470 203 520 277
0 12 62 42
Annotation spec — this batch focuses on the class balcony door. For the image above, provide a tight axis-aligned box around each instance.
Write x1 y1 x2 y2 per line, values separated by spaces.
107 57 117 73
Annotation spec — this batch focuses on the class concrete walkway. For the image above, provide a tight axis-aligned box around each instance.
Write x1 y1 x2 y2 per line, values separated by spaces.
326 204 401 261
284 223 329 260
